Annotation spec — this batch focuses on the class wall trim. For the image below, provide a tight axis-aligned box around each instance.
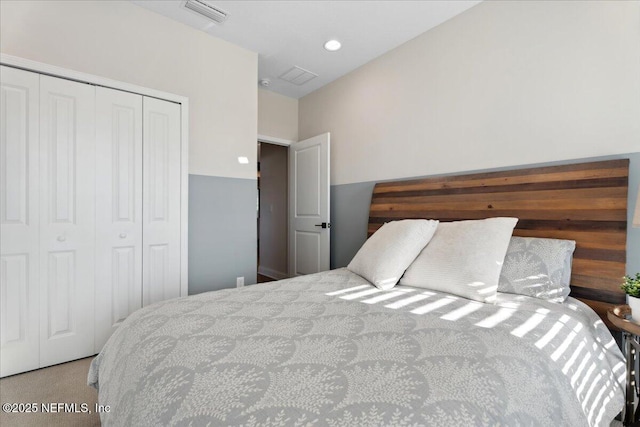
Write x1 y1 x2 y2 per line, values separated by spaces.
1 53 190 297
258 266 289 281
258 134 295 146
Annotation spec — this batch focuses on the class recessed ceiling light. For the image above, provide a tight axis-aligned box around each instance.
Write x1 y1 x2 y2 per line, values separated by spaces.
238 156 249 164
324 40 341 52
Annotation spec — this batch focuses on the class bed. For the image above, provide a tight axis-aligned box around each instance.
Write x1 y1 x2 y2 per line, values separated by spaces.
89 159 629 426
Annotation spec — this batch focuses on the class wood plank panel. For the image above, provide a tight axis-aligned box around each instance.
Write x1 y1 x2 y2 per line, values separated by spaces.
571 286 626 304
371 199 627 212
370 209 626 222
374 177 628 199
571 275 623 293
374 160 629 192
372 186 628 205
368 159 629 330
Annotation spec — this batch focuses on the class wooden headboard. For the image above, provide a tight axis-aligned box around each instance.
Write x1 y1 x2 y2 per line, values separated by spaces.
368 159 629 328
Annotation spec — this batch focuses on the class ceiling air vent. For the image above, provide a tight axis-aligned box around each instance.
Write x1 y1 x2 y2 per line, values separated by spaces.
279 66 318 86
183 0 228 24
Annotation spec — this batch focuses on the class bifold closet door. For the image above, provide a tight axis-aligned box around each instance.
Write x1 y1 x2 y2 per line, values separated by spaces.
39 75 96 367
95 87 143 352
0 66 40 377
143 97 181 305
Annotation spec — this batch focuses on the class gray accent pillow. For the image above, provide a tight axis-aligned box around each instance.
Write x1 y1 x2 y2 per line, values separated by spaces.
498 236 576 303
347 219 439 290
400 217 518 303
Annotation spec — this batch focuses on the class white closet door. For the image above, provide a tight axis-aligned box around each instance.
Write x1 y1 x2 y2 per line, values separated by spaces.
0 66 40 377
39 75 95 367
143 97 181 306
95 87 143 351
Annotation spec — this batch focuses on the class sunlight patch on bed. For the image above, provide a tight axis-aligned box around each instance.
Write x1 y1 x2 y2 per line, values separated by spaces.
566 302 579 311
496 301 522 310
572 352 593 387
385 292 435 309
340 288 383 300
511 308 549 338
594 391 615 426
612 360 625 376
582 370 603 405
468 281 487 287
588 379 610 423
467 281 498 297
440 301 483 321
535 314 570 349
576 362 597 397
476 285 499 295
325 285 370 296
361 289 415 304
563 340 588 375
474 307 515 328
411 296 457 315
551 322 583 361
588 341 607 361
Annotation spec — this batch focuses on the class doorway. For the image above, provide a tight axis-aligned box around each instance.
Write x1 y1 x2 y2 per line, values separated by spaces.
257 142 289 282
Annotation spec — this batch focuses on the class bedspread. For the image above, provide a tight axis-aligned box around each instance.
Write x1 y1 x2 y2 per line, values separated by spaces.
89 268 624 426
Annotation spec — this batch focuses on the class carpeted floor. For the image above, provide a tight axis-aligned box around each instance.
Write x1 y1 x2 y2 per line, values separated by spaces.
0 357 100 426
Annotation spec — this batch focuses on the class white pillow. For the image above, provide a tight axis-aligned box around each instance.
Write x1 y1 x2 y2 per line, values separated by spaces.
399 217 518 303
347 219 439 290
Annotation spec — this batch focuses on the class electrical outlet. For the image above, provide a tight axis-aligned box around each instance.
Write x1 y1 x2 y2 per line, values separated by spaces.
236 276 244 288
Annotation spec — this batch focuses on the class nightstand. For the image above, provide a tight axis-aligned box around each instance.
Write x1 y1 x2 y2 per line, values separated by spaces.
608 305 640 426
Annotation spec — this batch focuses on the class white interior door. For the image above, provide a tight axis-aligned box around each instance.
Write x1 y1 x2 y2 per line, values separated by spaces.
0 66 40 377
289 133 330 276
142 97 181 306
95 87 143 351
39 75 96 367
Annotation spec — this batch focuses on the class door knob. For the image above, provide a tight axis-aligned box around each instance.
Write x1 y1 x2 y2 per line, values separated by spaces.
119 233 127 239
314 222 331 229
57 236 66 242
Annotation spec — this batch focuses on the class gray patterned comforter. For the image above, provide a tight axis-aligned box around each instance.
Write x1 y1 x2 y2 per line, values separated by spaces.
89 268 624 426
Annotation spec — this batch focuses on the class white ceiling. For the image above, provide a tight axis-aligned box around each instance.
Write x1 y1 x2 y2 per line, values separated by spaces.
132 1 481 99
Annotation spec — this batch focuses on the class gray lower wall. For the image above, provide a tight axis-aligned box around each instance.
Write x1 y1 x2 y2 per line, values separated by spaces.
330 152 640 276
189 174 257 295
330 180 375 269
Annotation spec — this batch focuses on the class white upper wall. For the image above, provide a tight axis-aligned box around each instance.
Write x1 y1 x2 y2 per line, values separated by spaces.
0 0 257 179
258 89 298 142
299 0 640 186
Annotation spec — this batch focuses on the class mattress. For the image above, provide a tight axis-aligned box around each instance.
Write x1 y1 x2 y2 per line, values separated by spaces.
88 268 625 426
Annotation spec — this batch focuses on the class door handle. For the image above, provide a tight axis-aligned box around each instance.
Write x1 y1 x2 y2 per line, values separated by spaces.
314 222 331 229
119 233 127 239
57 236 66 242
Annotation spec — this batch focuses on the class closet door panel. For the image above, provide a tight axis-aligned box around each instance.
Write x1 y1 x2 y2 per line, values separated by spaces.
39 75 95 367
0 66 40 377
143 97 181 305
95 87 143 352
